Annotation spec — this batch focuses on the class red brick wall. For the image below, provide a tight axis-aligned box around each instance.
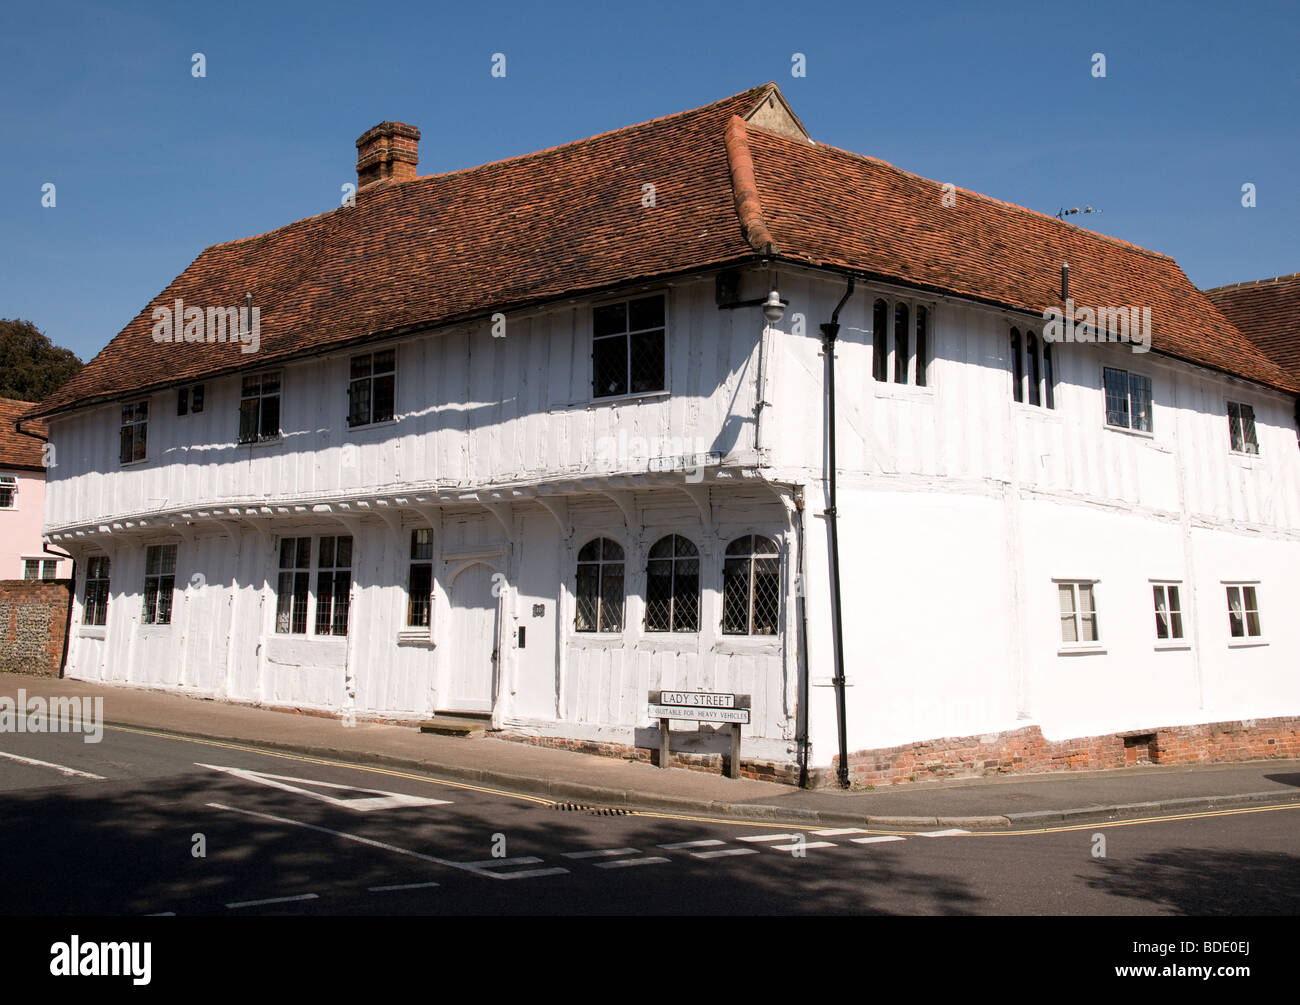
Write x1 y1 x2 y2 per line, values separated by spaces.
0 579 72 676
834 716 1300 787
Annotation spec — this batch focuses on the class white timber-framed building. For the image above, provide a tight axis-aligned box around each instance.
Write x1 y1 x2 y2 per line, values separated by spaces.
24 84 1300 785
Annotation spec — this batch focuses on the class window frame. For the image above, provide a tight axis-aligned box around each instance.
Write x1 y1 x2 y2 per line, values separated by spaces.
0 473 16 509
274 534 353 637
643 534 701 634
872 296 933 388
141 543 177 626
347 349 397 428
1011 326 1055 410
238 371 283 445
1226 400 1260 456
1055 579 1103 653
574 537 626 634
1150 580 1186 646
83 555 111 626
1224 581 1264 644
1102 365 1154 435
23 558 40 581
406 528 434 629
590 292 668 401
119 399 149 465
721 534 782 637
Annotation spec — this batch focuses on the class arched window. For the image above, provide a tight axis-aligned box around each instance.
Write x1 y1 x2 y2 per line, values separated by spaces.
893 303 910 385
1010 328 1024 402
872 299 888 383
575 538 624 632
722 535 780 635
1026 331 1041 407
644 535 699 633
915 305 929 387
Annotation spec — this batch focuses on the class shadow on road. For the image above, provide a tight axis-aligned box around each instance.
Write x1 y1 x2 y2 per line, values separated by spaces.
1083 847 1300 915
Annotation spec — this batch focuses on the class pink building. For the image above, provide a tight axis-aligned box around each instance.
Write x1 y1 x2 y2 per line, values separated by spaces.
0 397 68 580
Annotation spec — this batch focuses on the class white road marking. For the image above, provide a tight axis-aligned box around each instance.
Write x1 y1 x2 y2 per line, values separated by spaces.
226 893 319 909
562 848 640 859
197 763 451 812
917 829 969 838
692 847 759 859
368 881 440 892
737 833 798 843
812 828 869 836
595 856 670 869
206 801 567 880
851 835 906 844
771 841 837 851
462 856 547 868
658 839 725 850
0 750 104 780
144 912 176 916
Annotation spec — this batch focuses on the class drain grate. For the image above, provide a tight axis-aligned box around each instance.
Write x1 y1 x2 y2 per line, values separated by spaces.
550 802 633 816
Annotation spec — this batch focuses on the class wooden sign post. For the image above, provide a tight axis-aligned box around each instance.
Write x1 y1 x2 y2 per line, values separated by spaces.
647 690 751 779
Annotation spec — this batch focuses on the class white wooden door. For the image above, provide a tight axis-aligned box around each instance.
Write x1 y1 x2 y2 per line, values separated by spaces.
444 563 499 713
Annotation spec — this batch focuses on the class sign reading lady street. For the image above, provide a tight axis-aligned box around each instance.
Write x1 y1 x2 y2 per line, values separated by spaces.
648 691 750 724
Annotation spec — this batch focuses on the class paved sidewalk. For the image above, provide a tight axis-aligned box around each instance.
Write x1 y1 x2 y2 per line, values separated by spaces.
4 673 1299 829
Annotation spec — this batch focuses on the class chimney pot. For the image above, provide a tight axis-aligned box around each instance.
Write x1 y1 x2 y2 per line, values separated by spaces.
356 121 420 189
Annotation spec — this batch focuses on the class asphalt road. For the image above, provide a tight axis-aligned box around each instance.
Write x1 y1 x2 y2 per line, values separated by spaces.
2 724 1297 916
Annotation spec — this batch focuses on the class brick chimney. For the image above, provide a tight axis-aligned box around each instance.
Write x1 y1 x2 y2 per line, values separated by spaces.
355 122 420 188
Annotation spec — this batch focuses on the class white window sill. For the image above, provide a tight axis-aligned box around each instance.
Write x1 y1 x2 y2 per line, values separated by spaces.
1058 645 1107 656
587 388 671 407
346 419 399 434
240 435 283 449
872 381 935 400
1227 638 1268 648
396 630 434 647
1154 641 1190 651
1013 403 1060 419
78 625 106 639
571 632 627 645
1103 423 1156 441
119 458 148 468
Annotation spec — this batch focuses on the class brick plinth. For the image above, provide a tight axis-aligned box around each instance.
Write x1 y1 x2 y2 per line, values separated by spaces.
833 716 1300 788
0 579 73 676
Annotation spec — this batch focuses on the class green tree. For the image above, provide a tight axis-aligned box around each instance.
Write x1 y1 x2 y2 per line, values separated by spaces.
0 319 83 402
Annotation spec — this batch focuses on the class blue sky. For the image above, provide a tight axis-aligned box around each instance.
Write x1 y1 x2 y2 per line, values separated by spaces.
2 0 1296 363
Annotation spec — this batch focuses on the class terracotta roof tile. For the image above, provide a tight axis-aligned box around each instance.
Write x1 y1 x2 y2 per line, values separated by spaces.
27 84 1299 419
0 397 49 470
1203 273 1300 380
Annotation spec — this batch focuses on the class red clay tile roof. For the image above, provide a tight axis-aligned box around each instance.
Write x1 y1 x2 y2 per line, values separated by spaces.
27 84 1298 420
1203 273 1300 381
1 396 49 470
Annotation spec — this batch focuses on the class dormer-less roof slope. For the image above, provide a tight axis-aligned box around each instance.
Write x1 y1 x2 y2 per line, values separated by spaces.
26 84 1298 421
1203 273 1300 381
0 397 49 469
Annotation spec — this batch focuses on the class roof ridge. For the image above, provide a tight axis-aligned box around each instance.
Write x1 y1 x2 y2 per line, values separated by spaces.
724 115 778 254
1203 272 1300 293
208 84 777 253
752 128 1177 263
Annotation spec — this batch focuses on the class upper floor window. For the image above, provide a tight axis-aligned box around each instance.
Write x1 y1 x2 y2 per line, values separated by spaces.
142 544 177 625
644 534 699 633
177 384 205 416
575 537 625 633
275 535 352 636
1057 581 1099 645
1104 367 1153 433
239 372 281 444
83 555 111 626
592 294 665 398
407 529 433 628
1152 582 1184 641
1225 583 1261 639
872 298 930 386
23 559 40 580
722 535 780 636
348 349 396 427
1227 401 1259 455
1011 328 1054 408
0 474 15 509
119 400 148 464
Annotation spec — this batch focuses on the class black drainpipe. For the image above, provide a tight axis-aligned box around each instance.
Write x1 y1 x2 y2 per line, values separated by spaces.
820 277 855 789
